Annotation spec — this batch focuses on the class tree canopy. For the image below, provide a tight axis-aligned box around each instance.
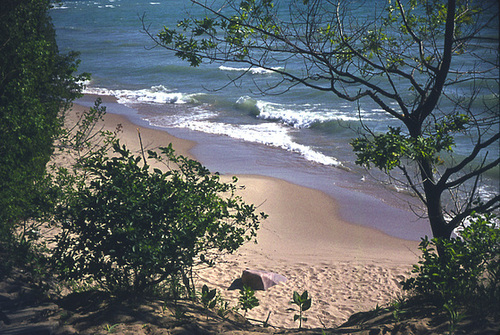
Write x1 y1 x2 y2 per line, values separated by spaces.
149 0 499 240
0 0 87 235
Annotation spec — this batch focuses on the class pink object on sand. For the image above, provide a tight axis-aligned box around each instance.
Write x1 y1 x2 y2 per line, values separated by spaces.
241 269 287 291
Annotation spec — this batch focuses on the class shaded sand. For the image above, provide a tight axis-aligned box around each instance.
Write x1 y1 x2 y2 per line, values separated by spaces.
68 102 420 329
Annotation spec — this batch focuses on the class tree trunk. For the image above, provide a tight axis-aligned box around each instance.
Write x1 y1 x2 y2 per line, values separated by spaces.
425 184 452 240
406 114 453 241
420 157 453 241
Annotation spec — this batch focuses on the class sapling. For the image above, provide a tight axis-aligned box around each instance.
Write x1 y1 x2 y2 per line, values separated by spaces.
201 284 217 309
291 290 312 329
239 285 259 317
443 301 465 335
104 323 119 333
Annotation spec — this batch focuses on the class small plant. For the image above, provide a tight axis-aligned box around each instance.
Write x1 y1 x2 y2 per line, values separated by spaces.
159 301 168 315
201 284 217 309
239 285 259 316
173 307 187 320
291 290 312 329
215 293 233 318
443 301 465 335
104 323 119 333
390 299 403 323
168 275 186 301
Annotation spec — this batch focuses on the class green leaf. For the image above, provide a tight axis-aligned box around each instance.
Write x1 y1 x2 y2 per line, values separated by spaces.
302 298 312 312
292 291 300 305
208 288 217 300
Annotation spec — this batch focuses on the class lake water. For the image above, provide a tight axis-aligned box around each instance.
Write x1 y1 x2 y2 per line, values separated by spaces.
50 0 498 240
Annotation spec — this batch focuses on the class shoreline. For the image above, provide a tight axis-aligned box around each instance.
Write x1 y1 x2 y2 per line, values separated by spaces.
72 97 420 254
68 99 421 328
75 94 432 241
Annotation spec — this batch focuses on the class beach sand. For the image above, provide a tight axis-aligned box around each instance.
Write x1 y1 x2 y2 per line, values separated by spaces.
69 101 420 329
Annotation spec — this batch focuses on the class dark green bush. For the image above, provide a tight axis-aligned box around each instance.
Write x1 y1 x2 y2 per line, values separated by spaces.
0 0 87 241
52 141 265 295
402 213 499 314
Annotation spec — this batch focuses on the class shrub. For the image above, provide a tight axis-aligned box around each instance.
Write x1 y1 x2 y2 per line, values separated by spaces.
402 213 500 315
0 0 86 242
51 141 265 295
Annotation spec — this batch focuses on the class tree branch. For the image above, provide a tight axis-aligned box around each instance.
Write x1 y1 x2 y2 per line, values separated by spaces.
439 132 500 187
415 0 456 123
399 165 427 205
444 157 500 190
395 0 439 74
448 194 500 230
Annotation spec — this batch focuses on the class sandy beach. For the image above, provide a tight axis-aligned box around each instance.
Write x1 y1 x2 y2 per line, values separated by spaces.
69 100 420 329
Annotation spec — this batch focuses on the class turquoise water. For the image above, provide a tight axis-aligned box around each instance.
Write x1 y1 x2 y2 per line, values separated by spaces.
50 0 498 240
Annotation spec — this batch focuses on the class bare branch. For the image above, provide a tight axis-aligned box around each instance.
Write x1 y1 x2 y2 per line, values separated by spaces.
445 157 500 190
448 194 500 229
399 165 427 205
439 132 500 187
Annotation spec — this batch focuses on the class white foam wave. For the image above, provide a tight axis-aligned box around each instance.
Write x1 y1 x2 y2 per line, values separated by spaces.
82 86 347 166
147 108 218 127
236 96 366 128
77 79 92 88
83 85 198 105
147 113 342 167
219 65 284 75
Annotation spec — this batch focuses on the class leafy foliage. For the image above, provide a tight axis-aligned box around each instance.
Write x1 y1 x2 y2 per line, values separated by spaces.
291 290 312 329
57 98 119 164
201 284 217 309
238 285 259 316
0 0 87 241
402 213 500 316
351 113 469 171
51 141 265 294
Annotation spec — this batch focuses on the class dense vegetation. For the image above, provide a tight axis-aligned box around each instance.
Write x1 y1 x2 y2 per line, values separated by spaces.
0 0 265 301
51 138 265 295
402 213 500 331
0 0 87 243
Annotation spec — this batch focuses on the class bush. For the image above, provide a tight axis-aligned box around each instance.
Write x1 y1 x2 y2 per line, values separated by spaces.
51 141 265 295
0 0 86 239
402 213 500 315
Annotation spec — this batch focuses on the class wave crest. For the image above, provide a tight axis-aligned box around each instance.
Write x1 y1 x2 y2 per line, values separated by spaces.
83 85 202 105
219 65 284 75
